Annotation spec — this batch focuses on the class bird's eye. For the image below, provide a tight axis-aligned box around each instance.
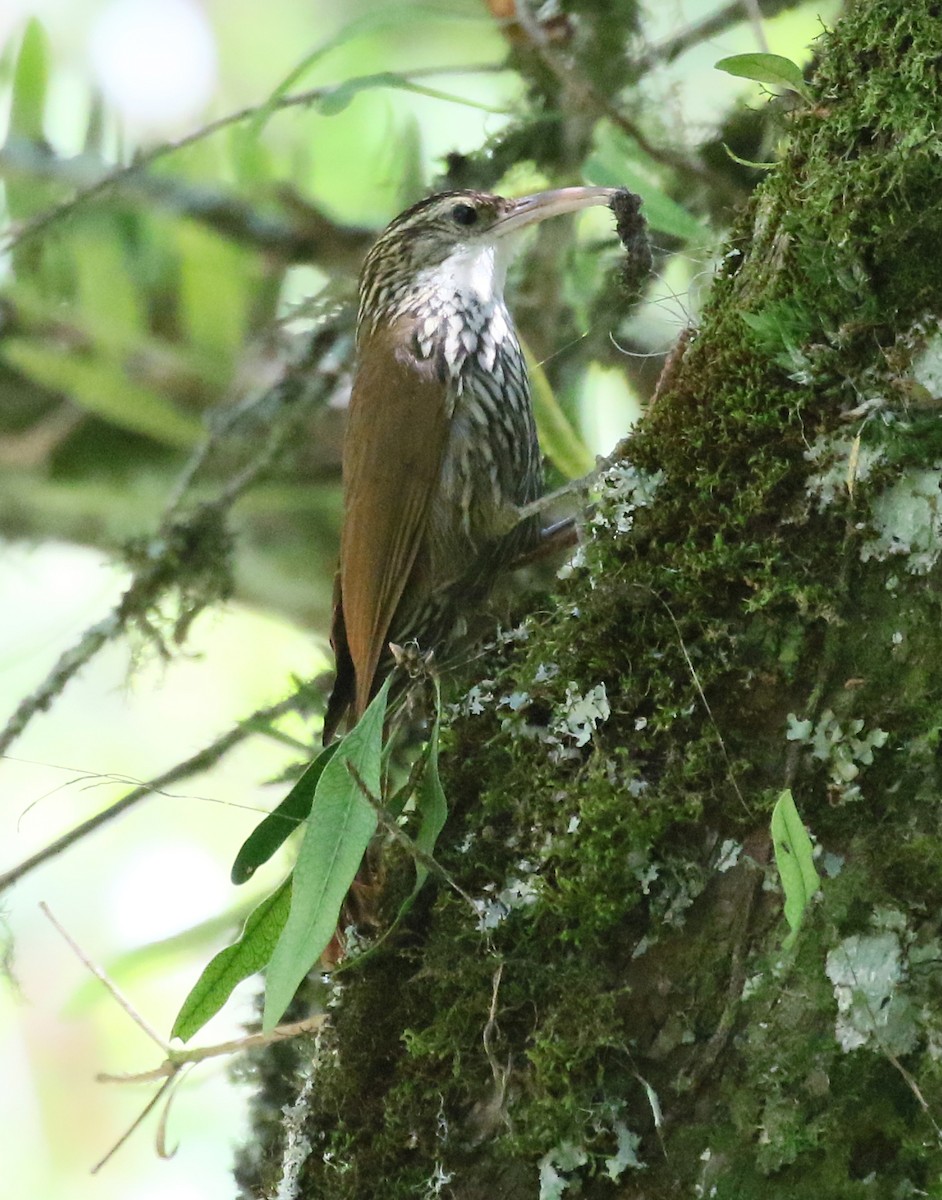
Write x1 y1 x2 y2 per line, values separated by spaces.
451 203 478 227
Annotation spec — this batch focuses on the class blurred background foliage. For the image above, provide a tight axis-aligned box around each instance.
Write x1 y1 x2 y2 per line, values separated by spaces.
0 0 838 1196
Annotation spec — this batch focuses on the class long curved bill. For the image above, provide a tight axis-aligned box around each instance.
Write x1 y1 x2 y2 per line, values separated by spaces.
496 186 617 235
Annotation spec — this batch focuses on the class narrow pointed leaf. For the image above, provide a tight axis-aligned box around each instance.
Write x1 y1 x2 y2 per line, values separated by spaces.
6 20 56 226
524 341 594 479
231 743 339 884
411 688 448 895
771 788 820 949
172 879 292 1042
262 679 391 1030
10 19 48 143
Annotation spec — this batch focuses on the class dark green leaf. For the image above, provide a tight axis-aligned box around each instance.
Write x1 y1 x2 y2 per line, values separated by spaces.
231 743 339 884
771 788 820 949
262 678 391 1030
411 686 448 895
171 879 291 1042
714 53 810 99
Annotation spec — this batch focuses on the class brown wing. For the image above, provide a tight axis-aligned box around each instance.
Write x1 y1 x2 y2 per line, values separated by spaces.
334 317 449 722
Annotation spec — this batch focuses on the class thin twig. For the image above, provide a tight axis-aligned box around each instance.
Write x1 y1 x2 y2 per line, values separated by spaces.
481 961 512 1131
41 898 330 1168
0 324 347 761
97 1015 328 1084
511 0 719 191
90 1075 178 1174
0 136 370 266
0 684 318 893
40 902 168 1049
155 1074 184 1160
345 761 479 916
638 0 790 71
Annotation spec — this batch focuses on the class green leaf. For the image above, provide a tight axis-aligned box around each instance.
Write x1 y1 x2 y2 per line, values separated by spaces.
5 20 56 226
714 53 811 100
393 115 426 209
175 222 253 369
524 340 594 479
231 743 339 884
412 697 448 894
771 788 820 949
262 678 391 1030
400 682 448 906
72 226 147 339
171 879 291 1042
9 19 48 143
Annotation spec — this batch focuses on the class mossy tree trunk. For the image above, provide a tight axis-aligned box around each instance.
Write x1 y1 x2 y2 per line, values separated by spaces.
237 3 942 1196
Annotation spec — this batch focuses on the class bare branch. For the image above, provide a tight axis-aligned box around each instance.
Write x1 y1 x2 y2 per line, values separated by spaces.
0 136 371 269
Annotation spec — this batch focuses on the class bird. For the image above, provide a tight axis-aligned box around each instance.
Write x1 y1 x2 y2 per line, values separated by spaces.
322 185 618 745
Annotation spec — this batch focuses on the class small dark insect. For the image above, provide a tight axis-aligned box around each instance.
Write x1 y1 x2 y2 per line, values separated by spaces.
609 188 653 301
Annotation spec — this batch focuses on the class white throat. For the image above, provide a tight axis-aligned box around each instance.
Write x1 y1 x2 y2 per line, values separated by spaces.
431 238 514 307
406 237 520 378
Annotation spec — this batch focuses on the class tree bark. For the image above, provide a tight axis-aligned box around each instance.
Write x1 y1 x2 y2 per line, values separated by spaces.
236 1 942 1195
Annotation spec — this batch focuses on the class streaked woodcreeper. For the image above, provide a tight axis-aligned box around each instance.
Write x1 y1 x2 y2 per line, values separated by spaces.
323 186 618 744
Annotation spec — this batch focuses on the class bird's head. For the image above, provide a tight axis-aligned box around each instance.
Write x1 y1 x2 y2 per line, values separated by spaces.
358 186 616 333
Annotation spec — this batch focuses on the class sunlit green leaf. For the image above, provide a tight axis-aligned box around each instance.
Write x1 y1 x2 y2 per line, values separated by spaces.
5 20 56 227
262 678 391 1031
171 879 291 1042
9 19 48 144
228 120 277 189
231 743 339 884
715 53 811 100
771 788 820 949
